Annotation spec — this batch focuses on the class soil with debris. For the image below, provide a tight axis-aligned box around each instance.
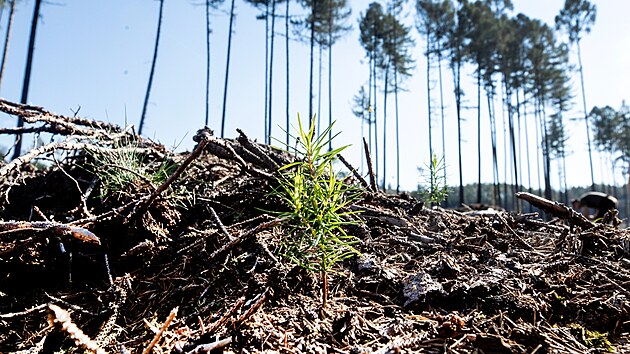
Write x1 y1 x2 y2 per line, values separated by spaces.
0 98 629 353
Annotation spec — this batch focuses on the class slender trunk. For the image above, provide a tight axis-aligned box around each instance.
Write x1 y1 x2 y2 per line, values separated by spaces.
327 11 332 152
308 5 314 124
317 44 322 133
453 56 463 205
368 55 373 155
263 4 269 141
204 0 211 126
576 39 595 190
501 82 508 209
12 0 42 160
437 53 446 206
0 0 16 91
372 45 379 184
522 91 533 211
505 80 519 210
426 38 433 194
540 101 552 201
534 97 542 194
220 0 236 137
394 67 400 193
487 87 500 206
476 69 482 203
268 0 276 144
139 0 165 136
516 88 523 211
285 0 290 146
382 63 389 191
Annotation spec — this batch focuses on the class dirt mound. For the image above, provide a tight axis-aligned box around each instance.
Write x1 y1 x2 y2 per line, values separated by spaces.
0 99 629 353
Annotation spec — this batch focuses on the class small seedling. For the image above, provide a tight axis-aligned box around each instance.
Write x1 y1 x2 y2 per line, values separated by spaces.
273 116 361 308
420 153 449 206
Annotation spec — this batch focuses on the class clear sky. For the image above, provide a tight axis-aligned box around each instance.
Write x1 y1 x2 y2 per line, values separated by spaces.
0 0 628 193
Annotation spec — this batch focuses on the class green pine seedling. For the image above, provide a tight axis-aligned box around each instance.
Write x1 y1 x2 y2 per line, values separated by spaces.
273 115 361 308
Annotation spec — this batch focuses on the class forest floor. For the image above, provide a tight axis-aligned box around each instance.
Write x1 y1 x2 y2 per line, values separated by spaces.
0 98 629 353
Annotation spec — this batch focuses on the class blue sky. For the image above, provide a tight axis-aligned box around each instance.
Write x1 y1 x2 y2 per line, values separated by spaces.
0 0 628 192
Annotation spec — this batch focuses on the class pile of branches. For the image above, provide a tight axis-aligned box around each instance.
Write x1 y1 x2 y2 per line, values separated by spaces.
0 99 629 353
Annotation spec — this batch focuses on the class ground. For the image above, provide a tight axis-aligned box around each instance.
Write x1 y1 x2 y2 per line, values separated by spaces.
0 98 629 353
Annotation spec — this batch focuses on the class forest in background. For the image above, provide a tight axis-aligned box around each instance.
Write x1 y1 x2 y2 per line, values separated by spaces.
0 0 627 213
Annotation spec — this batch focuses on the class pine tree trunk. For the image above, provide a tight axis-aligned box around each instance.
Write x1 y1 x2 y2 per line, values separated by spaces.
139 0 165 136
327 14 332 152
308 5 315 125
394 63 400 193
220 0 236 137
437 53 447 206
268 0 276 144
204 0 211 126
317 44 322 133
426 37 433 195
0 0 16 92
12 0 42 160
453 54 463 205
381 64 388 191
263 4 269 141
576 39 595 190
285 0 290 146
476 69 482 203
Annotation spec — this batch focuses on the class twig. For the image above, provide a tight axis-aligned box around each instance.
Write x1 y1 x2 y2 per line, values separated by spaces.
208 217 287 261
234 289 269 326
494 213 535 251
363 138 378 192
0 303 47 318
515 192 593 230
53 154 93 218
206 297 245 334
141 306 178 354
209 207 232 240
337 153 369 189
145 140 208 206
237 128 280 170
47 304 106 354
0 221 101 245
190 337 233 353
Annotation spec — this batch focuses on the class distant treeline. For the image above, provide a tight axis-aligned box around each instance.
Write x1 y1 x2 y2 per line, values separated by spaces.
409 182 629 220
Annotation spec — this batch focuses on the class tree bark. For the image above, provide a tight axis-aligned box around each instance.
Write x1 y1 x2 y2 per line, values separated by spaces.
220 0 236 137
12 0 42 160
0 0 16 91
139 0 165 136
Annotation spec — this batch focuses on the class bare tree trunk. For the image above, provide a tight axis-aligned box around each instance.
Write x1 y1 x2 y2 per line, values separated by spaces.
12 0 42 160
139 0 165 136
327 11 332 152
285 0 290 146
0 0 16 92
204 0 211 126
394 63 400 193
437 53 447 206
267 0 277 144
308 4 314 125
381 63 389 191
220 0 236 137
476 69 482 203
576 39 595 191
263 3 269 141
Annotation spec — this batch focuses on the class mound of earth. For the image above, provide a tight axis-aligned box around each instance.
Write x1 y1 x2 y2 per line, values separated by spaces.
0 98 629 353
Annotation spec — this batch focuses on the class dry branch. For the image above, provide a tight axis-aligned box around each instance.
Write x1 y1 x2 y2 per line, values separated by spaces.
47 304 106 354
515 192 594 230
142 306 178 354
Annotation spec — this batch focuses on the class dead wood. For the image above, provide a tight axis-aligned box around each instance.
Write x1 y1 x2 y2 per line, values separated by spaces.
516 191 595 230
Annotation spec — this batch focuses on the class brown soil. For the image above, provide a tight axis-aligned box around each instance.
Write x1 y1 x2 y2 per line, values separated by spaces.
0 98 629 353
